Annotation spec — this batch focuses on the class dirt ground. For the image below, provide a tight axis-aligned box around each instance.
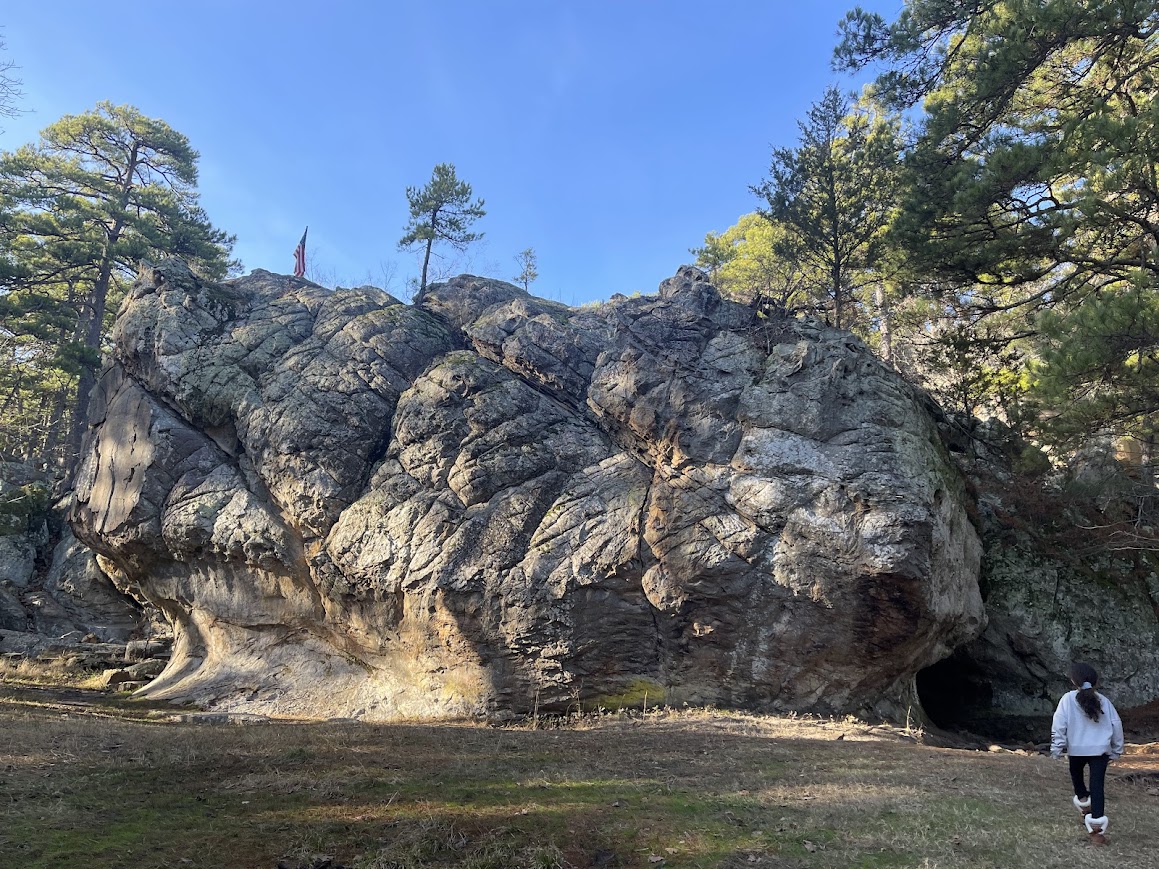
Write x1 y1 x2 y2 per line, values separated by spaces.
1123 698 1159 740
2 684 1158 868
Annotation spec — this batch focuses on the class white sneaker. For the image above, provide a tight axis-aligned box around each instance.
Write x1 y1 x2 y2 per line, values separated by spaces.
1085 814 1109 846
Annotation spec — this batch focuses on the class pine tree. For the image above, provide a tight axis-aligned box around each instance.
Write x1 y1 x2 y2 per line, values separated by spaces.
836 0 1159 447
689 231 737 285
398 163 485 295
0 102 237 472
752 87 902 331
692 213 814 312
1034 280 1159 449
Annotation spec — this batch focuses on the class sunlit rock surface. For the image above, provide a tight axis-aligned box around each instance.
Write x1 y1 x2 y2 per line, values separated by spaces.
71 260 985 720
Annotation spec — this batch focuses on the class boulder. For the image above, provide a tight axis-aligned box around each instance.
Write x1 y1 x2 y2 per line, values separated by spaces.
98 668 133 689
0 535 37 587
0 583 29 632
125 637 172 662
23 589 79 639
41 528 142 642
70 260 985 720
123 658 167 680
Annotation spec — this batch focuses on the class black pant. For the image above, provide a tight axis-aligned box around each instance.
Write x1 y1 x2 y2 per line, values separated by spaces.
1069 754 1110 817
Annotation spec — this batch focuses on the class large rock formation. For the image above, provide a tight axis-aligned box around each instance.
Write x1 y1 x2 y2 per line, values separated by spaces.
70 260 986 720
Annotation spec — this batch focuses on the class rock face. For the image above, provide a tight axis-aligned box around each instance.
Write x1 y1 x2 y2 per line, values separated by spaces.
918 434 1159 738
0 461 48 608
0 461 140 643
70 260 985 720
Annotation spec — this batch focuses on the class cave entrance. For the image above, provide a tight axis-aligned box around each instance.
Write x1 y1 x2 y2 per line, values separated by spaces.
916 653 993 732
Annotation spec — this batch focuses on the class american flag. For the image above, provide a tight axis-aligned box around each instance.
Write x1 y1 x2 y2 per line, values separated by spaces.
293 227 308 277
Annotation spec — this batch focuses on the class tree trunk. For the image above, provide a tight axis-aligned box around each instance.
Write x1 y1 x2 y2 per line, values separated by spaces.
420 237 433 295
832 264 844 330
64 142 139 480
824 148 843 330
42 383 73 471
0 363 25 417
875 283 893 365
65 250 122 474
1140 431 1157 492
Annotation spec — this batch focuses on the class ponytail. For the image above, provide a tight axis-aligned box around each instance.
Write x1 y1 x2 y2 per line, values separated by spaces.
1069 662 1102 722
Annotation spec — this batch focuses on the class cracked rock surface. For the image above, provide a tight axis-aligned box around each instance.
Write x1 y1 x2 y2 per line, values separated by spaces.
71 260 985 719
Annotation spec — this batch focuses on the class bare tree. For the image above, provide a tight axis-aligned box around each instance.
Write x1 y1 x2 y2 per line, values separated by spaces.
0 35 25 133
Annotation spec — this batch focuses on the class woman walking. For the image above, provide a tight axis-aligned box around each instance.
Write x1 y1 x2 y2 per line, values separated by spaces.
1050 663 1124 846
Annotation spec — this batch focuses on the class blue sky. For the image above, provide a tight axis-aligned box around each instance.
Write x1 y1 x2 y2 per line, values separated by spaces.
2 1 899 305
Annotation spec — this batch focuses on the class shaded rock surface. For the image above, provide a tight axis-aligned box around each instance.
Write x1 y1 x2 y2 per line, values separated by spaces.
918 429 1159 739
0 462 142 642
70 260 986 720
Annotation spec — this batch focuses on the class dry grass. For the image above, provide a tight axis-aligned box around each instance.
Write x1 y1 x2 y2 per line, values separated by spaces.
0 649 120 690
0 654 96 687
0 686 1157 868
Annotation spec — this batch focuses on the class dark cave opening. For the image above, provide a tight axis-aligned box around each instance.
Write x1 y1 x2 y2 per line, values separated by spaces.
916 653 994 732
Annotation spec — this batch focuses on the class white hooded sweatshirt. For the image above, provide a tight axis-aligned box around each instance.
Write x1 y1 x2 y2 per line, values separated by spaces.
1050 690 1124 759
